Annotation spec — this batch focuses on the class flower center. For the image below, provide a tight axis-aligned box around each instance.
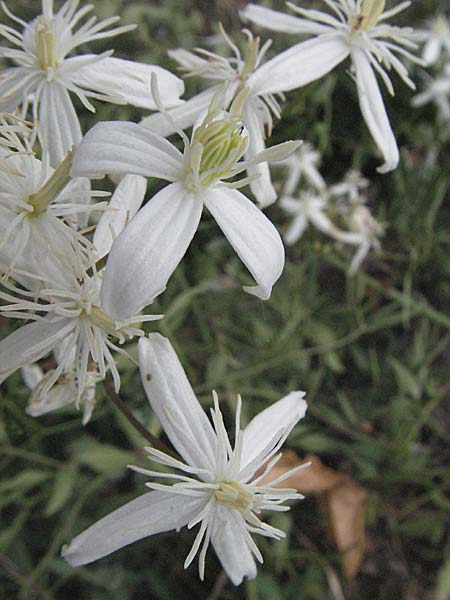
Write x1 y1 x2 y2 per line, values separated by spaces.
35 17 59 71
351 0 385 31
182 92 248 192
214 480 255 513
27 149 73 216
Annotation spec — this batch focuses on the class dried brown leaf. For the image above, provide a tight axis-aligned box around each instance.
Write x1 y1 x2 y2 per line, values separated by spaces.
260 451 367 581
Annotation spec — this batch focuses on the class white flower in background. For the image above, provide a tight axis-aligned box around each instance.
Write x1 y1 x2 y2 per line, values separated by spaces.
72 90 301 319
0 113 33 172
340 202 384 273
278 142 326 196
329 168 369 205
62 333 308 585
0 0 184 165
241 0 424 173
0 174 157 399
280 192 331 245
22 356 102 425
418 15 450 65
412 63 450 121
141 26 285 207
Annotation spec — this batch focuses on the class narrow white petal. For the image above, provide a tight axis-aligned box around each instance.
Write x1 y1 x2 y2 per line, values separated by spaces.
284 214 308 245
351 48 399 174
62 491 206 567
204 187 284 300
248 34 349 96
140 88 217 137
210 506 257 586
71 121 183 180
39 82 82 167
0 67 30 112
240 4 329 35
138 334 216 470
93 175 147 259
241 391 307 471
71 56 184 110
100 182 203 319
0 318 73 384
244 100 277 208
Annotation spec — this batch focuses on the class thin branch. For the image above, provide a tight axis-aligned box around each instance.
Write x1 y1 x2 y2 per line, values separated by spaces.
103 378 178 458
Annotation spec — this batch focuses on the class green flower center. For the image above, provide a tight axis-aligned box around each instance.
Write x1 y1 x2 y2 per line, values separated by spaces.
214 480 254 513
36 17 59 70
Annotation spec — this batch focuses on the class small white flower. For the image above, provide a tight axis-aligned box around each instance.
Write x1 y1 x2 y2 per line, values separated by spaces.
241 0 424 173
329 168 369 205
0 0 184 165
141 26 285 207
278 142 326 195
340 202 384 273
72 91 301 319
23 356 102 425
0 174 158 399
62 333 308 585
412 63 450 121
280 192 338 245
418 15 450 65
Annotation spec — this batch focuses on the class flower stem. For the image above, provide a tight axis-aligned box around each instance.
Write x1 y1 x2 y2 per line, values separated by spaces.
103 378 178 458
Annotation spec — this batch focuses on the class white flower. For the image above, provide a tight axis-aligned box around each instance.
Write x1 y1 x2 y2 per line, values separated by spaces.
0 0 184 165
71 91 301 319
22 355 102 425
418 15 450 65
280 192 332 244
141 26 285 207
241 0 424 173
0 147 99 283
278 142 326 195
62 333 308 585
339 202 384 273
329 168 369 205
0 174 158 399
412 63 450 121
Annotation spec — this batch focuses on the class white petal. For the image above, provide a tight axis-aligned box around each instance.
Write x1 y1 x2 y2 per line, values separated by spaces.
248 34 349 96
62 491 206 567
71 121 183 181
210 506 257 586
168 48 209 71
284 214 308 245
100 182 203 319
351 48 399 174
243 100 277 208
0 67 31 112
140 88 217 137
240 4 329 35
39 82 82 167
204 187 284 300
93 175 147 259
241 391 307 471
72 56 184 110
138 334 216 471
21 364 44 389
0 318 73 384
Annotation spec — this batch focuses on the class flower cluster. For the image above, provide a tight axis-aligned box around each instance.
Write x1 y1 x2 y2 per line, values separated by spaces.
0 0 435 587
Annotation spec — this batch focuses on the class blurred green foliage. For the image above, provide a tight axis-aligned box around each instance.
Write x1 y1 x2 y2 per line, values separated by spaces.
0 1 449 599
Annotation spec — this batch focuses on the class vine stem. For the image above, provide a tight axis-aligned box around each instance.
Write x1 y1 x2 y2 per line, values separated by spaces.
103 378 178 458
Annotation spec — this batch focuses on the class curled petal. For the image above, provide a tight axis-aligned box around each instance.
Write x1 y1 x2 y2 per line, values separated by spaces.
93 174 147 259
352 47 399 173
204 187 284 300
100 182 203 319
